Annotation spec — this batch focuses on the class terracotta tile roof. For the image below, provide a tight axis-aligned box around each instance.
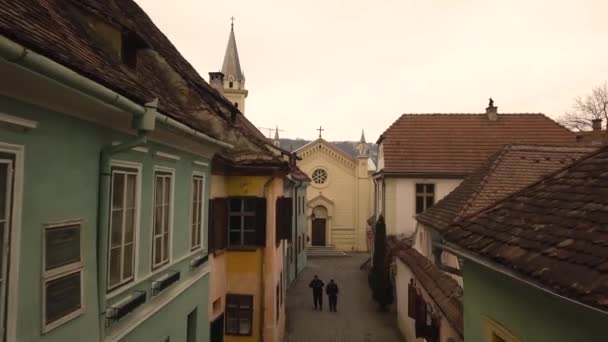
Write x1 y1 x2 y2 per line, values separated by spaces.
388 236 463 337
0 0 272 152
443 146 608 311
417 145 596 232
290 166 312 182
378 113 578 176
576 130 608 146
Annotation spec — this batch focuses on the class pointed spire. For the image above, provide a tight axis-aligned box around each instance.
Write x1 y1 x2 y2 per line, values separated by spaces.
221 18 245 81
273 126 281 148
360 129 366 144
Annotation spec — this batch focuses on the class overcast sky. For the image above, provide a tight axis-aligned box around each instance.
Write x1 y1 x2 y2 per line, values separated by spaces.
135 0 608 141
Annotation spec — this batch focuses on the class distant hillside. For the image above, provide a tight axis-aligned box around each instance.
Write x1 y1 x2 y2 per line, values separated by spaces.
279 138 378 163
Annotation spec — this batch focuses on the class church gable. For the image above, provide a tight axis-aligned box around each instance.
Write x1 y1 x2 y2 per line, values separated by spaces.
297 139 356 170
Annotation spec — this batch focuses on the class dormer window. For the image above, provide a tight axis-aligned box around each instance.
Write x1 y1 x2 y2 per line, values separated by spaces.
121 31 148 69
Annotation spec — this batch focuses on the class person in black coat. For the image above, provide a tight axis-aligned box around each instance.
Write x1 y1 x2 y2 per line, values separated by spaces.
309 275 325 310
326 279 339 312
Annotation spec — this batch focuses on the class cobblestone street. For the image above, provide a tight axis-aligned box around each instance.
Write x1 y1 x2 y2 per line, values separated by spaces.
286 254 403 342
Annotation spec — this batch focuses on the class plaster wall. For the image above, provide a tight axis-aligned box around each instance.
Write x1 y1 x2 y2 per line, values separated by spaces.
384 178 462 236
0 95 212 342
463 262 608 342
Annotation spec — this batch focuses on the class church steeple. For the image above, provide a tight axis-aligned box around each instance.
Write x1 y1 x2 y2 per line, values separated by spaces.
357 129 369 157
222 18 244 82
220 18 249 113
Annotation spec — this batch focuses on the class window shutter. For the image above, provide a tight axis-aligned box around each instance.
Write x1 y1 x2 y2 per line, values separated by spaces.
211 198 229 251
254 197 267 246
208 200 215 252
275 197 293 244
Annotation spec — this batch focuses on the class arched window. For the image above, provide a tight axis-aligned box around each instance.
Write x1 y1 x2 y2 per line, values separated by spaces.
229 81 234 88
234 102 238 108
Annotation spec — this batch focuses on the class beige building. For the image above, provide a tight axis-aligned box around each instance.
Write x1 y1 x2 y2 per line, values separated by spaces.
295 132 374 251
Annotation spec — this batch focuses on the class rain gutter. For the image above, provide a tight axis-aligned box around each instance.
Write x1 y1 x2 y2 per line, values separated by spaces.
435 241 608 316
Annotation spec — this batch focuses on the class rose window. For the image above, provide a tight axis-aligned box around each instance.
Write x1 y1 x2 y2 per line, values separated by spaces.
312 169 328 185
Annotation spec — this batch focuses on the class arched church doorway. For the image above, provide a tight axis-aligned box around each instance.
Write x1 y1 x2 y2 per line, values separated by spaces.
311 206 328 246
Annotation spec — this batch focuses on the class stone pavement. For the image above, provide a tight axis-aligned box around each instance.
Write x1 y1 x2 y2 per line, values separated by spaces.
286 254 404 342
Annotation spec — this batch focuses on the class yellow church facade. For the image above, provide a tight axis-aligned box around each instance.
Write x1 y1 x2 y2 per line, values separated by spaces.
295 134 374 252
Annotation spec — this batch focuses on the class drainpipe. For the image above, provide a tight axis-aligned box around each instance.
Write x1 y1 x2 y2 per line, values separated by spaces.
97 99 158 340
434 241 608 317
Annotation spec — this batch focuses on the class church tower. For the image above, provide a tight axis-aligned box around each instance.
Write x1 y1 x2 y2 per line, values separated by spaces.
357 130 369 157
221 20 248 113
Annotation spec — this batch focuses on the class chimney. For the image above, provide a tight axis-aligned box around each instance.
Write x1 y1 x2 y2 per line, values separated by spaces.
209 72 225 96
592 118 602 132
486 98 498 121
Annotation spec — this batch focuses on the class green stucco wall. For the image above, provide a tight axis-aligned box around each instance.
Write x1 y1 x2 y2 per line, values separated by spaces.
464 261 608 342
0 95 211 341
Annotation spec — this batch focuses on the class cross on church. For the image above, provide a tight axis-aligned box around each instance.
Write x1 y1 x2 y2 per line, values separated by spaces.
230 16 235 28
317 126 325 138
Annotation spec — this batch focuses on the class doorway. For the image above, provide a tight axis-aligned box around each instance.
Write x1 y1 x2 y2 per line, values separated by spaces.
311 218 326 246
210 314 224 342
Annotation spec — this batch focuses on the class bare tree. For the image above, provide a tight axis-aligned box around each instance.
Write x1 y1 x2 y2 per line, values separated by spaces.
559 82 608 131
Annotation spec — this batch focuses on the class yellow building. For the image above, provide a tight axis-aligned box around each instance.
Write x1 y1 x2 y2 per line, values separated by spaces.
207 22 299 342
295 132 375 252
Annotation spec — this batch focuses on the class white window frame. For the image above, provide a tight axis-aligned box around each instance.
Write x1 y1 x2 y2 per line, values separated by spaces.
41 219 85 333
107 160 142 291
151 167 175 270
190 172 206 251
0 143 23 342
414 183 435 214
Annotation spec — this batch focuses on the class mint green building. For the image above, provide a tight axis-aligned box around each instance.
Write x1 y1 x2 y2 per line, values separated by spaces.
0 1 247 341
441 146 608 342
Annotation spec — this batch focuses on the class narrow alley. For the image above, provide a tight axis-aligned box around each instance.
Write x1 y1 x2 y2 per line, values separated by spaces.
286 255 403 342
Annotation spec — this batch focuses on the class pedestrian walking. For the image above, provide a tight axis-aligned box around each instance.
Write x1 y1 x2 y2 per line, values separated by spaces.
326 279 339 312
309 275 325 310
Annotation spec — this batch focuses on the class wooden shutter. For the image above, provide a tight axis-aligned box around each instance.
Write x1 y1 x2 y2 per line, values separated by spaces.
275 197 293 244
210 198 228 251
254 197 267 247
208 199 215 252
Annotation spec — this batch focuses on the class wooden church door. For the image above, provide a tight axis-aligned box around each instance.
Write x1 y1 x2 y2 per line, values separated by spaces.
312 218 326 246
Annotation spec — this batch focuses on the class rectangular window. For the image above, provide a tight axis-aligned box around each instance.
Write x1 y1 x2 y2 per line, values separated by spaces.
0 154 14 337
152 170 173 269
226 294 253 336
415 184 435 214
108 166 139 289
228 198 256 246
43 220 84 331
191 175 205 250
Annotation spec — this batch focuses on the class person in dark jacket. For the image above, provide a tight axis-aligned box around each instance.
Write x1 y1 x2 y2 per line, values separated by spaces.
309 275 325 310
326 279 339 312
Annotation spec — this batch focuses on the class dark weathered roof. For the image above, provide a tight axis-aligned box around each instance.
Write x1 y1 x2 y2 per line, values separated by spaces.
0 0 277 158
378 113 578 176
417 145 595 232
444 146 608 311
388 236 463 337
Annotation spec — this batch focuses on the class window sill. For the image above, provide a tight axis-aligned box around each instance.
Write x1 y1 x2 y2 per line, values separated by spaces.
106 251 207 301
